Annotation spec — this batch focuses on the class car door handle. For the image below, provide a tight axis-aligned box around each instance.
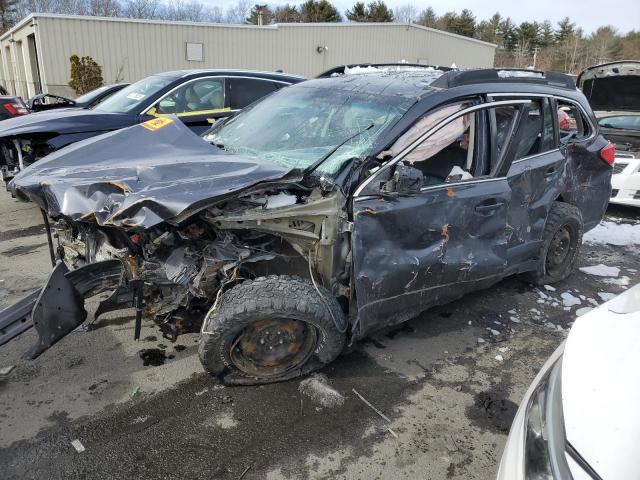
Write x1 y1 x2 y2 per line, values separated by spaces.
544 167 557 178
474 199 505 214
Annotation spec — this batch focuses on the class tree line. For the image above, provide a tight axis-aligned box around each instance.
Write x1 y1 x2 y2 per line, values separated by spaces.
1 0 638 73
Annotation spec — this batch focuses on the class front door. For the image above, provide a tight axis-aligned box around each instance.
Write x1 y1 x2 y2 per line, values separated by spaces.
147 77 230 135
351 100 526 337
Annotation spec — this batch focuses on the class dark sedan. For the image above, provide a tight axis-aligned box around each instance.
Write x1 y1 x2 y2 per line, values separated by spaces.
0 69 305 182
26 83 129 112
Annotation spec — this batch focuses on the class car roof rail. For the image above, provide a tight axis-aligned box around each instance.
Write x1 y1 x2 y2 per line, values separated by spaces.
317 63 452 78
431 68 576 90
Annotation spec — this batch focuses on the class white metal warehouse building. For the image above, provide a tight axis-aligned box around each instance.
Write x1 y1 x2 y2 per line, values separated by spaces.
0 14 496 99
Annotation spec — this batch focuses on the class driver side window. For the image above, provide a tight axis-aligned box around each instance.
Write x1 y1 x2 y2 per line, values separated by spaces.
153 78 225 116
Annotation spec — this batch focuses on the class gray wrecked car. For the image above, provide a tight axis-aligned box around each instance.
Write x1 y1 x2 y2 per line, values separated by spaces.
1 67 613 384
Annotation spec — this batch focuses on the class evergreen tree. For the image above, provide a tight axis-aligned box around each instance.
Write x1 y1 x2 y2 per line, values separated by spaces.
345 1 366 21
456 9 475 37
273 3 300 22
300 0 341 22
416 6 437 28
539 20 555 47
366 1 393 22
555 17 575 42
246 4 273 24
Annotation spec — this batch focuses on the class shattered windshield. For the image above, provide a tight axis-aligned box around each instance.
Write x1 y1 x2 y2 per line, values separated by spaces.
93 75 175 113
206 86 411 178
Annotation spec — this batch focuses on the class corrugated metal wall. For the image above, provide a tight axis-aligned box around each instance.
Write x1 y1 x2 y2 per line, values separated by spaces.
1 15 496 98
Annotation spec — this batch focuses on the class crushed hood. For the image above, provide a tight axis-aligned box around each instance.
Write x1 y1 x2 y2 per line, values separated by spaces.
0 108 135 137
562 283 640 479
10 117 294 229
578 61 640 112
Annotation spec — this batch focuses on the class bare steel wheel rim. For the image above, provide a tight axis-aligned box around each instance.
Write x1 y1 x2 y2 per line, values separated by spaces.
229 318 317 378
545 224 575 277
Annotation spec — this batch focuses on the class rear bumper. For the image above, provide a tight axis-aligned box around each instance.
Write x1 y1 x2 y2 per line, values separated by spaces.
0 259 123 358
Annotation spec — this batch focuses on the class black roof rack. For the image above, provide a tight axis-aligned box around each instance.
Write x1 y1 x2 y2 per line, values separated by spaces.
431 68 576 90
316 63 452 78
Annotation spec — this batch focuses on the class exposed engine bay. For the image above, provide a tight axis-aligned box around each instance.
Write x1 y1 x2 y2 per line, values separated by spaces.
51 186 351 342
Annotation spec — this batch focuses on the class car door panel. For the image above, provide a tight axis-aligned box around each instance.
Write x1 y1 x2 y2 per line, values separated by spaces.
352 178 511 338
505 150 566 270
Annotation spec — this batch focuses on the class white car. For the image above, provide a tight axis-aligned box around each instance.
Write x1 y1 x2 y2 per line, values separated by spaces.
497 284 640 480
610 150 640 207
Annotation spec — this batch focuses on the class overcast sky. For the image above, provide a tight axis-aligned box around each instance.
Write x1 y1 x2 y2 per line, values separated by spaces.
213 0 640 34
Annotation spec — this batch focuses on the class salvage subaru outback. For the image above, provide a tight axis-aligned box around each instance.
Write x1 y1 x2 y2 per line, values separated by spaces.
0 67 613 385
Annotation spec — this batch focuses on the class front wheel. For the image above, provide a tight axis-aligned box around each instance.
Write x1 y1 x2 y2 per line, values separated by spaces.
525 201 584 285
198 275 346 385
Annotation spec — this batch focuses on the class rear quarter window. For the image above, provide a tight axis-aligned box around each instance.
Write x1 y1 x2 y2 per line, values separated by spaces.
557 100 592 143
229 78 284 110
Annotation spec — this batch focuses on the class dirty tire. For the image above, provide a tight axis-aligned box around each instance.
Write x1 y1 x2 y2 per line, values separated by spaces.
524 201 583 285
198 275 346 385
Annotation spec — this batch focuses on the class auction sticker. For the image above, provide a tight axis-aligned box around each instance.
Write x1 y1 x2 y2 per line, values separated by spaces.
141 117 173 131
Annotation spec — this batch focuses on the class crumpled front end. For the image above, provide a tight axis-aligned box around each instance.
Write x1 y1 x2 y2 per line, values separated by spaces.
1 182 351 357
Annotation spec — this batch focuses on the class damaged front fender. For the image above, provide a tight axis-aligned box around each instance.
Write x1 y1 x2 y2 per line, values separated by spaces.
0 259 122 358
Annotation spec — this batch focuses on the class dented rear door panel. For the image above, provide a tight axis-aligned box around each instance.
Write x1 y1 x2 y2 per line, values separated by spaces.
505 150 566 269
351 178 511 337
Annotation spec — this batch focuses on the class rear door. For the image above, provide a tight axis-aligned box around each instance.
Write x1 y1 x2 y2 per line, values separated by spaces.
351 100 525 337
497 96 566 271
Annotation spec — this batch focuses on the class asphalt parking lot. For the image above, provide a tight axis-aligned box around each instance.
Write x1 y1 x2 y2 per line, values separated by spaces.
1 189 639 480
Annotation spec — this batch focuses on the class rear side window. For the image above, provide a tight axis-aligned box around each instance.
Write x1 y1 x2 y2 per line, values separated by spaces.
510 98 556 160
557 100 592 142
229 78 283 110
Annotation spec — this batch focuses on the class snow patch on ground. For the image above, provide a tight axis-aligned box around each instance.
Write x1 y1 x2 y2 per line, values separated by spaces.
583 221 640 246
299 374 344 408
576 307 593 317
597 292 617 302
561 292 581 307
579 264 620 277
603 276 630 286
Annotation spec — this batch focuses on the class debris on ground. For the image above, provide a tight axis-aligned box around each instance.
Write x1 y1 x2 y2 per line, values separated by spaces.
576 307 593 317
238 465 252 479
543 284 556 292
130 386 140 398
0 365 16 377
71 439 85 453
298 374 344 408
494 355 504 362
579 264 621 277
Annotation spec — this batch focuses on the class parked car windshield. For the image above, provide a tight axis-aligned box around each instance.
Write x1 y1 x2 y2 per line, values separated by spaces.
74 85 114 106
598 115 640 131
93 75 175 113
206 85 411 178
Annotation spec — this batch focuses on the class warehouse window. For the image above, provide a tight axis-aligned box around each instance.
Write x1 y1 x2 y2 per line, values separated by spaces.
186 43 204 62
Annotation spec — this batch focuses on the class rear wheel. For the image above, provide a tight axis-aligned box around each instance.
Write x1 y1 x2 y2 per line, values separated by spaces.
525 202 583 285
198 275 346 385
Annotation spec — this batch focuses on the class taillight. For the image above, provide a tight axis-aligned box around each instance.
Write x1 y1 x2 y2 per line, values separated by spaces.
3 102 27 116
600 142 615 166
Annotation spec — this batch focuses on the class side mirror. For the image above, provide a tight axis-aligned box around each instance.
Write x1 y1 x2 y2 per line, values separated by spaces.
382 162 423 194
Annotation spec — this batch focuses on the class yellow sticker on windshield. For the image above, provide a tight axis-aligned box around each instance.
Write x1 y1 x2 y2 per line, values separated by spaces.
141 117 173 131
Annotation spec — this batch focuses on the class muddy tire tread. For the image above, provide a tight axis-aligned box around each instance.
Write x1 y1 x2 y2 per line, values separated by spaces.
198 275 345 384
524 201 584 286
